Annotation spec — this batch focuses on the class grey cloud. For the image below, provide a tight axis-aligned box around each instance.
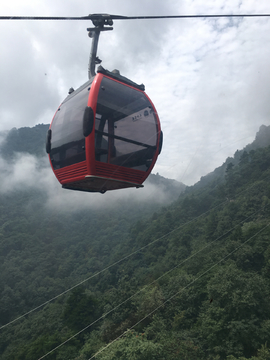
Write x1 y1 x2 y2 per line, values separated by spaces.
1 0 270 186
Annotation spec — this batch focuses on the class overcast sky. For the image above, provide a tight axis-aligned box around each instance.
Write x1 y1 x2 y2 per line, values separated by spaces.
1 0 270 186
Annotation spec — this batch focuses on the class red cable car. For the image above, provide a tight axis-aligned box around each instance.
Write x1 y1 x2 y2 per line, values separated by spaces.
46 16 162 193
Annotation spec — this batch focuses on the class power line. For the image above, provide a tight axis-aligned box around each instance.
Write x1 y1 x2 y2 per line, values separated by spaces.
88 222 270 360
0 192 228 331
1 155 268 359
1 171 266 331
36 205 264 359
0 14 270 21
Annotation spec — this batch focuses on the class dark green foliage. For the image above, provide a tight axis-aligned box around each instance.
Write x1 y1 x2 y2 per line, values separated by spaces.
0 124 49 158
63 288 100 333
227 343 270 360
197 263 270 358
2 125 270 359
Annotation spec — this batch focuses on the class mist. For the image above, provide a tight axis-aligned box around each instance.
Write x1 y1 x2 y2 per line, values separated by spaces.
0 152 174 212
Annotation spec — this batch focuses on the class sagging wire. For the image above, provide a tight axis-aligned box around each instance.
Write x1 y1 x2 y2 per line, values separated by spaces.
88 222 270 360
38 204 265 359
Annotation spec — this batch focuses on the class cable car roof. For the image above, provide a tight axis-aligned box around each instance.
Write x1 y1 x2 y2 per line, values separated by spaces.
97 66 145 91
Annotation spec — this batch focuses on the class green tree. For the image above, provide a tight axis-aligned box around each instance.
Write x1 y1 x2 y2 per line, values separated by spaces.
197 263 270 358
63 288 100 333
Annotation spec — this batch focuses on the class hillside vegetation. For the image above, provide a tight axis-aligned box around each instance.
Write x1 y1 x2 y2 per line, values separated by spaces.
1 125 270 359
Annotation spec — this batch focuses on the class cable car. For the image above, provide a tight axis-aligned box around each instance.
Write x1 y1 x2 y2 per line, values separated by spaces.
46 15 162 193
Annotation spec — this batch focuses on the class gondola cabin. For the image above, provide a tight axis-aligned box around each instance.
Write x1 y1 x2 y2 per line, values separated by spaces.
46 67 162 193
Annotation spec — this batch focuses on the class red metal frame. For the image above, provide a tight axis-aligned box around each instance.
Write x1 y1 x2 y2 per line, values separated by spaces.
49 73 161 192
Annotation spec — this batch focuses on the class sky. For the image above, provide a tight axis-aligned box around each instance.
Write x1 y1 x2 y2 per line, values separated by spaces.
1 0 270 187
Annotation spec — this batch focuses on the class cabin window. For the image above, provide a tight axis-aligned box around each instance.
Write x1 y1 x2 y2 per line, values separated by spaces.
50 83 91 169
95 77 158 171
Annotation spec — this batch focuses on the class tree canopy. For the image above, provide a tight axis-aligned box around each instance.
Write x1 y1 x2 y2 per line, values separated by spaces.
1 124 270 359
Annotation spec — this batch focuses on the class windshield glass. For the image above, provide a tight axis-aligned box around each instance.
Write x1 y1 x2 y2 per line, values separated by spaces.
50 84 90 169
95 76 158 171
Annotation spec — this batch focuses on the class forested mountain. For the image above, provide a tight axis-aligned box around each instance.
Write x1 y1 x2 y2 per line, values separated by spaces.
0 124 50 158
193 124 270 190
1 124 270 359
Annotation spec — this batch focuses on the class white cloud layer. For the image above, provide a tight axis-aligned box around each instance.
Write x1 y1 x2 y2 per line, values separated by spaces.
0 153 172 211
1 0 270 185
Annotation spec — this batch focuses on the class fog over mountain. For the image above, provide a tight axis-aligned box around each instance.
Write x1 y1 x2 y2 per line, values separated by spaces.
1 123 270 206
0 124 186 212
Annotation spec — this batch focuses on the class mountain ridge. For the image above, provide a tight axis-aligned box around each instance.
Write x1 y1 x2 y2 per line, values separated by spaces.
191 124 270 190
1 124 270 359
